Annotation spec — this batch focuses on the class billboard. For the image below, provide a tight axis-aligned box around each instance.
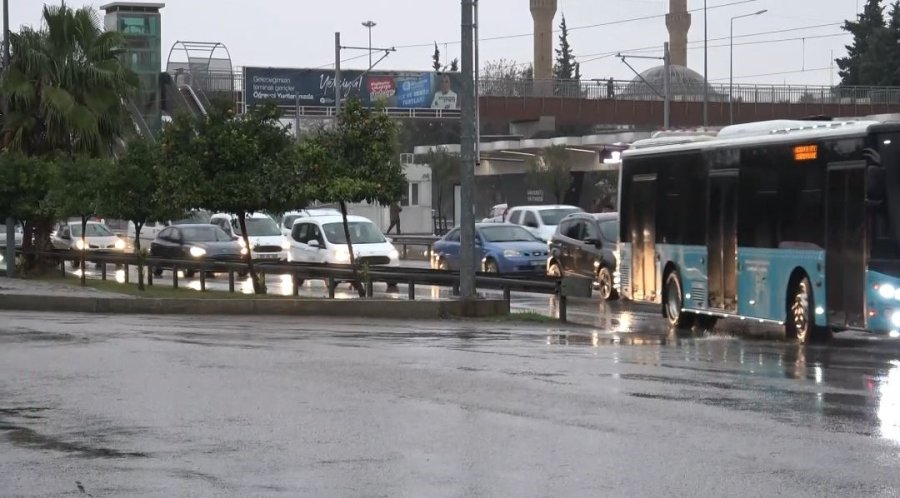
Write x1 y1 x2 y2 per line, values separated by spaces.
244 67 462 110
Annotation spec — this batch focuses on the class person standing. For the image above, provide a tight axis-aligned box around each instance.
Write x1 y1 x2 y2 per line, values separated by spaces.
387 201 402 234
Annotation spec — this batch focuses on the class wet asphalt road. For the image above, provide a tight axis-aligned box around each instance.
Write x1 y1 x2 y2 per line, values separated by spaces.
2 312 900 497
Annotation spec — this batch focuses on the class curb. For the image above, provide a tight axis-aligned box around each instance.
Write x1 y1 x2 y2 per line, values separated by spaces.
0 293 510 320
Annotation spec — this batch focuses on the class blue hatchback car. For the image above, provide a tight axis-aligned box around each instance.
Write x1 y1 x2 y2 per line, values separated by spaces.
432 223 550 274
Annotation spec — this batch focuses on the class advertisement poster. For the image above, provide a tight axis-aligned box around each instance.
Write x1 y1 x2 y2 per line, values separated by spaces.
243 67 462 110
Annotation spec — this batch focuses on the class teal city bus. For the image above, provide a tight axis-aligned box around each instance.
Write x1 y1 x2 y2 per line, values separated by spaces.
618 119 900 343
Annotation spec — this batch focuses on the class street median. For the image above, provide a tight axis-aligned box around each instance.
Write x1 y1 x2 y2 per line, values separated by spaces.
0 292 510 320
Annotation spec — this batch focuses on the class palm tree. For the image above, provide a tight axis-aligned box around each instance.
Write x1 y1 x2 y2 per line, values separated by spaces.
1 3 138 157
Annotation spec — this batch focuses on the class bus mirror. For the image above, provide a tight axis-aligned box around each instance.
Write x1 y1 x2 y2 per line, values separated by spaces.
867 165 886 203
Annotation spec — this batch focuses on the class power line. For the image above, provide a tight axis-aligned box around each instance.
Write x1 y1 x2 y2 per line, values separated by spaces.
392 0 761 50
580 31 848 65
709 66 833 81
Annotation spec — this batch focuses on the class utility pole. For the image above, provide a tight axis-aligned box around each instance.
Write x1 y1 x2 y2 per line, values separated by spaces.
362 20 376 70
334 32 341 116
663 42 671 130
703 0 708 127
459 0 477 298
3 0 15 278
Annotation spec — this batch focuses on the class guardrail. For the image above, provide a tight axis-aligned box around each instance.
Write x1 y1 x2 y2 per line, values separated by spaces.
18 250 590 322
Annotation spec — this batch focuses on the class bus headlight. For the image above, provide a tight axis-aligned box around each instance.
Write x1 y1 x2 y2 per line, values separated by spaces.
880 284 897 300
891 310 900 328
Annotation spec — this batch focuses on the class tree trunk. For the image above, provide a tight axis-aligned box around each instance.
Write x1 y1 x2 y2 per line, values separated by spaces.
339 201 365 297
79 216 87 287
134 221 144 291
237 213 265 294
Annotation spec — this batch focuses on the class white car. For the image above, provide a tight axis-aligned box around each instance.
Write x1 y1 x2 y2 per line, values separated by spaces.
51 221 127 252
209 212 288 261
287 215 400 267
278 208 342 237
505 204 584 241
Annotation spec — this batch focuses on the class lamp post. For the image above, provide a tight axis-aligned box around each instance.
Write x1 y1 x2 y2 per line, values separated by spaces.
362 20 376 70
3 0 15 278
730 9 767 124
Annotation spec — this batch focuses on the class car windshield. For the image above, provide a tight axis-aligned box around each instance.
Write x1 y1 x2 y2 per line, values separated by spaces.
480 225 539 243
539 208 582 226
599 220 619 242
180 226 232 242
70 224 113 237
322 222 385 244
234 218 280 237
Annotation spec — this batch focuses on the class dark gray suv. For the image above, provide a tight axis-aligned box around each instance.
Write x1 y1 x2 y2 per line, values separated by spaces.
547 212 619 300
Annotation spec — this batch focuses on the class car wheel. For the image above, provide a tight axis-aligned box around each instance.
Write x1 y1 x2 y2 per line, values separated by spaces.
548 261 562 278
484 259 499 274
664 270 695 329
786 276 830 344
596 267 618 301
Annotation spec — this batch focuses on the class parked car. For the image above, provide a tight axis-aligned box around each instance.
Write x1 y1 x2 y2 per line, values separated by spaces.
210 212 287 261
51 221 126 253
149 224 246 277
278 208 342 237
432 223 549 274
505 204 584 241
287 215 399 266
0 223 24 248
547 212 619 300
481 203 508 223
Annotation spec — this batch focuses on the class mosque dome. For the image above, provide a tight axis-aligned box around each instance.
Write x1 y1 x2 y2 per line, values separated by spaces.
622 65 715 99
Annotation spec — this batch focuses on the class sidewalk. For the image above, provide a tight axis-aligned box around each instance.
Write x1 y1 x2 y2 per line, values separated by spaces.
0 277 134 299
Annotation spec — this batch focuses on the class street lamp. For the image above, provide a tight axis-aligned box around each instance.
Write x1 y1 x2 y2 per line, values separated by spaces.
730 9 767 124
361 20 376 70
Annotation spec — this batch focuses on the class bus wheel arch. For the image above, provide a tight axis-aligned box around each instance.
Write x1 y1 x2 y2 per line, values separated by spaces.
662 264 695 329
785 268 830 344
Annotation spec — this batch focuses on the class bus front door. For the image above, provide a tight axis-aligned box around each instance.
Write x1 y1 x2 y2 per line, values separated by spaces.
708 171 738 312
630 174 658 302
826 163 866 329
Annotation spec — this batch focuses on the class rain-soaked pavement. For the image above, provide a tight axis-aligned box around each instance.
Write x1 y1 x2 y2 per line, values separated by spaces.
2 312 900 497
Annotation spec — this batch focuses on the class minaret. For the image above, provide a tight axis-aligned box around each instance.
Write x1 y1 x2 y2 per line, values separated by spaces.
530 0 557 79
666 0 691 67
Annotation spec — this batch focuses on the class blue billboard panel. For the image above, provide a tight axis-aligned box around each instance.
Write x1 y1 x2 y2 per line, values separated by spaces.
244 67 460 110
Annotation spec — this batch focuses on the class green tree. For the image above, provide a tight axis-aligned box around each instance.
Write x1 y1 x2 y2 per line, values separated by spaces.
837 0 892 86
300 98 403 296
481 59 534 97
104 139 184 290
553 15 580 81
52 157 112 286
432 43 442 71
527 145 573 204
0 155 60 272
160 104 297 294
422 147 459 227
0 4 138 156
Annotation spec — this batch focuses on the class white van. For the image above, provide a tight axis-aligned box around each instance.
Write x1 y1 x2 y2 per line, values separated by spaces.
209 212 288 261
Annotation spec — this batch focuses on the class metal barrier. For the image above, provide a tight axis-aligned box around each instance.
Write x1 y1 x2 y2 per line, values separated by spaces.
19 250 586 322
387 235 440 260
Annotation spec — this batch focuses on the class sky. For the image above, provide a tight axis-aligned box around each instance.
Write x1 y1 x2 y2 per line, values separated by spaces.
7 0 866 86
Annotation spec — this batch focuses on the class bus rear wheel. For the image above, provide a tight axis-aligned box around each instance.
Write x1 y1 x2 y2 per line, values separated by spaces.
664 271 695 329
786 276 830 344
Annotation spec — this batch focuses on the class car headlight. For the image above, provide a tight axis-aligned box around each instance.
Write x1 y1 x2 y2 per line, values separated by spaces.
189 246 206 257
240 247 248 256
114 238 126 250
880 284 897 300
281 239 291 250
334 247 351 263
389 249 399 260
503 249 522 258
74 239 85 250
